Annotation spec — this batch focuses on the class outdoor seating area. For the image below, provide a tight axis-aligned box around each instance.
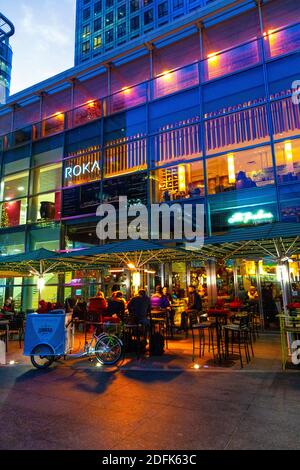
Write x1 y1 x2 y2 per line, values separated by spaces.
0 237 299 371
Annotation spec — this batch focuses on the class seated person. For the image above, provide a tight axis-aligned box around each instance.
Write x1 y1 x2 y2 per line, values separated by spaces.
188 183 201 198
151 286 170 310
178 286 202 333
236 171 257 190
37 300 49 314
106 291 125 321
163 190 171 202
87 291 107 323
127 289 151 329
2 297 15 314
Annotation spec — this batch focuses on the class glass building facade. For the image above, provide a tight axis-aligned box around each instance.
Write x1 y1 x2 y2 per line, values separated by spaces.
74 0 217 64
0 13 14 104
0 0 299 309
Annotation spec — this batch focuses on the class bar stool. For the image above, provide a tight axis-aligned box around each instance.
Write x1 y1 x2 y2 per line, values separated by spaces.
150 310 168 349
190 311 215 361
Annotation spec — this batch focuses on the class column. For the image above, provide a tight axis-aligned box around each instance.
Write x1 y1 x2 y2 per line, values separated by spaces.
233 259 239 299
206 258 217 306
278 261 292 315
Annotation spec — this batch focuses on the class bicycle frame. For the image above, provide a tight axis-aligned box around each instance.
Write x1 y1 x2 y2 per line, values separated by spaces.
63 332 123 360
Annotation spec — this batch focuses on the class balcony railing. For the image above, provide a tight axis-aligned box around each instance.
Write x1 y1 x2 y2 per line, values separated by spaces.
0 22 299 152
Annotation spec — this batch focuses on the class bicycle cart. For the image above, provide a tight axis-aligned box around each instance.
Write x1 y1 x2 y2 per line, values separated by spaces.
24 312 123 369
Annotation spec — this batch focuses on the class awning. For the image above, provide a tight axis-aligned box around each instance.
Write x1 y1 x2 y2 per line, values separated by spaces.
0 248 85 276
202 222 300 260
61 239 207 269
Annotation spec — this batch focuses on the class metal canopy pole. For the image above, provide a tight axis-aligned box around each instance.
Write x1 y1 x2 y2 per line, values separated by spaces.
255 260 265 330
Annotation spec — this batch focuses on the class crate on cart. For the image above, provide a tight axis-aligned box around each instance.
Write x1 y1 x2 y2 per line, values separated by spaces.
24 312 73 357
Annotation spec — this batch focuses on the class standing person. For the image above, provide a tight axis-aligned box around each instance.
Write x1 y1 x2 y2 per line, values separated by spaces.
65 296 76 314
127 289 151 329
178 286 202 334
261 283 276 328
162 286 175 336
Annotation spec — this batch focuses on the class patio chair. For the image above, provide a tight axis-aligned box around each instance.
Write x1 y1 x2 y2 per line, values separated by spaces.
8 314 25 349
223 315 253 368
122 314 145 359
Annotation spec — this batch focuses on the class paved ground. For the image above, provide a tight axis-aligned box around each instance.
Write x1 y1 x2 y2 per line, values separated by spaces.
0 333 300 450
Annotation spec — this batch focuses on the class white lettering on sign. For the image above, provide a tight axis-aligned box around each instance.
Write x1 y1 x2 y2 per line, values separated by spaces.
64 160 100 180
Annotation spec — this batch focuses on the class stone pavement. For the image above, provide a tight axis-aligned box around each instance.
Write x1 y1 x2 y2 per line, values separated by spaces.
0 333 300 450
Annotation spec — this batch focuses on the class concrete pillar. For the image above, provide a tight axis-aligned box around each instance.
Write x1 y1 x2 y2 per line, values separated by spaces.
206 258 217 306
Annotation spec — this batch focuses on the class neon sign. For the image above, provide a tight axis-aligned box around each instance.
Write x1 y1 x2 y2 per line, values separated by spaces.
228 209 274 225
64 161 100 179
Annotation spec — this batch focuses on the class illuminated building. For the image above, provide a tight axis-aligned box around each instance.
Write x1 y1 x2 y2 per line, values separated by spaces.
0 0 299 312
0 13 14 104
75 0 217 65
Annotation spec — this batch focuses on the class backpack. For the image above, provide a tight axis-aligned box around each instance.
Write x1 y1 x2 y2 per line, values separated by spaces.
150 332 164 356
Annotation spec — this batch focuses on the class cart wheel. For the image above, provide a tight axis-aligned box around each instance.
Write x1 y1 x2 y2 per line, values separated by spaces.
95 335 123 365
30 344 55 369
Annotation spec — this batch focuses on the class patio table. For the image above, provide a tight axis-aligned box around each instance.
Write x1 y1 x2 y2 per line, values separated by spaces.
207 310 230 362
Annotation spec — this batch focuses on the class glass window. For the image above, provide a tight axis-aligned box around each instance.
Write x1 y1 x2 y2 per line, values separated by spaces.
105 11 113 25
275 139 300 183
130 0 139 13
83 8 91 20
118 5 126 19
32 147 63 167
173 0 183 9
1 171 29 201
153 161 204 202
94 1 102 15
82 41 90 54
106 0 113 7
28 192 61 223
4 155 30 176
130 16 140 31
144 9 153 25
94 34 102 49
206 146 274 195
117 22 126 38
105 29 114 43
29 225 60 251
94 18 102 31
158 1 168 17
0 199 27 227
30 163 62 195
0 231 25 255
82 24 91 38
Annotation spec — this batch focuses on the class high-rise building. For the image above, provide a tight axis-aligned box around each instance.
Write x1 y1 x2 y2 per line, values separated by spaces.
75 0 216 65
0 13 14 104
